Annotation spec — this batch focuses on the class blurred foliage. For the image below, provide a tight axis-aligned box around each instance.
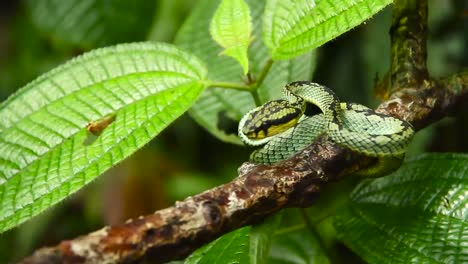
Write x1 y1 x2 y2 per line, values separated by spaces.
26 0 158 48
175 0 315 144
0 0 466 263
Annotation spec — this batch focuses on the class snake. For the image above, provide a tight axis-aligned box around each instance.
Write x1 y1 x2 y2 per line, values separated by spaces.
238 81 414 173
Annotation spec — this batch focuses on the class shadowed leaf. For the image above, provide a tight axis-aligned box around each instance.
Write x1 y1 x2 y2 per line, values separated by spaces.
26 0 157 47
335 153 468 263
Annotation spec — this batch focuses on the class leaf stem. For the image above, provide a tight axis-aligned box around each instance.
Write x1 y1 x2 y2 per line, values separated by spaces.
206 58 274 106
246 58 275 106
254 58 274 88
206 81 251 91
250 89 262 106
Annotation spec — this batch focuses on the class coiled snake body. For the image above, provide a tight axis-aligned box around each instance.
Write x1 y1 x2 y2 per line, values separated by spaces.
238 81 414 170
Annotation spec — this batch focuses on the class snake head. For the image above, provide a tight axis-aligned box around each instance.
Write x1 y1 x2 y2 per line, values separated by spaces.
240 99 304 141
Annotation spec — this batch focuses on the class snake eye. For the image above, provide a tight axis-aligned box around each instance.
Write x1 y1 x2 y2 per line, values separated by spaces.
242 100 304 139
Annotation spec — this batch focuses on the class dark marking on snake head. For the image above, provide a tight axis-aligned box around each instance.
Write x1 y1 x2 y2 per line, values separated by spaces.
242 100 304 139
217 110 238 135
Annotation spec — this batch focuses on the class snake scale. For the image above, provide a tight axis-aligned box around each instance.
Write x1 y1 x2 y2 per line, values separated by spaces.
238 81 414 173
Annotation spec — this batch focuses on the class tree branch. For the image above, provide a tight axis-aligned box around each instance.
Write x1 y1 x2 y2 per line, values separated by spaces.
19 71 467 264
18 1 468 263
390 0 429 91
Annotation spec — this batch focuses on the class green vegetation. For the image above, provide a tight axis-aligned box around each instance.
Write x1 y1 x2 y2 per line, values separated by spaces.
0 0 466 263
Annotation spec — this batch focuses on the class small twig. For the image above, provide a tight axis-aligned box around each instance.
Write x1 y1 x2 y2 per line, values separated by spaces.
254 59 274 88
206 81 250 91
249 58 275 106
205 58 274 107
250 89 262 106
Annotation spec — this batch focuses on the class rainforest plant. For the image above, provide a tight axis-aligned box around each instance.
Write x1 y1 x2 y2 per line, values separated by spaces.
1 0 467 263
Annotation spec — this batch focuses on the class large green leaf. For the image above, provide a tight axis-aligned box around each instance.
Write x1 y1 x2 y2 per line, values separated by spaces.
175 0 315 144
26 0 157 48
268 208 330 264
185 213 282 264
334 153 468 263
250 213 283 264
0 42 207 233
210 0 252 74
263 0 392 60
185 227 251 264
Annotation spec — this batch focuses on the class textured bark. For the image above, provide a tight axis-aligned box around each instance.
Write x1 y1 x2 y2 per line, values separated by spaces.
390 0 429 91
18 0 468 263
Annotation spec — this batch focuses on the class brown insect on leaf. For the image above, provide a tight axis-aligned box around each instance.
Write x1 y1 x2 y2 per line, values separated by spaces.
86 114 116 136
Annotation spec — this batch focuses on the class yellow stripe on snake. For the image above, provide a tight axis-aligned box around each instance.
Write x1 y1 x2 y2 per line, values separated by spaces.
238 81 414 175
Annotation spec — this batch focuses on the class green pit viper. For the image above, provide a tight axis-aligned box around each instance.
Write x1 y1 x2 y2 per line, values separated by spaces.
238 81 414 175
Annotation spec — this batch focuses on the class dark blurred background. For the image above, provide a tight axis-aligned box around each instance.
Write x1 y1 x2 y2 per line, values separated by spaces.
0 0 466 262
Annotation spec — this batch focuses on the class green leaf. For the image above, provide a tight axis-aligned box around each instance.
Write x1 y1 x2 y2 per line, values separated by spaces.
210 0 253 74
0 42 207 233
186 213 282 263
268 209 330 264
334 153 468 264
26 0 157 48
263 0 392 59
176 0 315 144
269 229 330 264
250 213 283 264
185 227 251 264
